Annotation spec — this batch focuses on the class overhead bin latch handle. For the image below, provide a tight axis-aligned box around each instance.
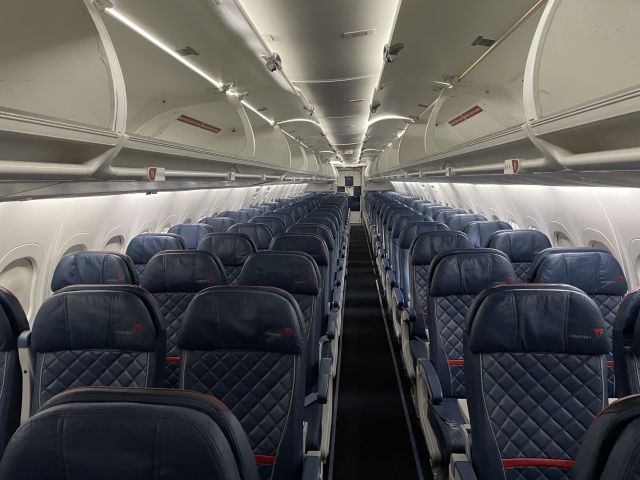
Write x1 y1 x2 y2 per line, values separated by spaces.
92 0 113 12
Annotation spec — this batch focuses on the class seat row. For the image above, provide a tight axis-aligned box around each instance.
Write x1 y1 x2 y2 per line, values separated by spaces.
0 192 349 480
363 191 640 480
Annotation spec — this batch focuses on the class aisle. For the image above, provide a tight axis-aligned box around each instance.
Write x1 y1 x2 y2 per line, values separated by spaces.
329 225 427 479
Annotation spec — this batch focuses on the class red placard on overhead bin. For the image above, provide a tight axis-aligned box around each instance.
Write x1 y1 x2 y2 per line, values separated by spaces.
448 105 484 126
177 114 222 134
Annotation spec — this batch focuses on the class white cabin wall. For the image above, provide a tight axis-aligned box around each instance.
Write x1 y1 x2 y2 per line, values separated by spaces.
0 183 306 321
392 182 640 288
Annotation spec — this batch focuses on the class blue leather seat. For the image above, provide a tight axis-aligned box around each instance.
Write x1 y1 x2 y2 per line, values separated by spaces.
198 216 237 232
529 247 627 397
168 223 215 249
0 288 29 457
433 208 465 224
217 210 251 224
573 395 640 480
249 216 287 236
126 233 185 276
288 224 339 281
485 229 552 280
463 220 512 247
51 251 138 292
241 207 262 219
197 233 257 283
235 252 331 455
457 284 609 480
399 232 473 379
415 249 515 475
270 211 295 229
26 285 165 414
178 286 307 480
445 214 487 232
423 205 447 220
227 223 274 250
140 251 226 388
614 289 640 396
0 387 259 480
276 207 303 223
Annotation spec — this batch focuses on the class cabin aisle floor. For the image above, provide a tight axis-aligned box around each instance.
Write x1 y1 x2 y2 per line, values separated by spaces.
329 225 431 479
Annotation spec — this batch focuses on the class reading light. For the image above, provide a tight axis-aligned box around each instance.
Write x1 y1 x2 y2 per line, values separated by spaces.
105 8 225 91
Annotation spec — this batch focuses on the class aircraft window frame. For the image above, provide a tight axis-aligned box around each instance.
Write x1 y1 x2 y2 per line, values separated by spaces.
0 257 35 318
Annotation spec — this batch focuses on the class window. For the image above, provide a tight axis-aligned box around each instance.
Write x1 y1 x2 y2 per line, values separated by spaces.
554 232 573 247
0 258 34 315
508 220 520 229
589 240 610 251
104 236 124 253
62 244 86 256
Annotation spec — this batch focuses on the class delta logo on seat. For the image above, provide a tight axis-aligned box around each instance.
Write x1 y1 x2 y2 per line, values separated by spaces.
568 329 602 341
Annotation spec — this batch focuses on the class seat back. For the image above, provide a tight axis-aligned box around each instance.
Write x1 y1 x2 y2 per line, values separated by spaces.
529 247 627 396
198 216 237 232
269 211 295 229
445 213 487 232
227 223 274 250
427 249 515 397
241 207 262 219
0 387 259 480
168 223 216 249
217 210 250 224
126 233 185 276
407 232 473 340
465 284 609 480
485 229 552 280
197 233 257 283
51 251 138 292
236 251 322 390
573 395 640 480
463 220 513 247
29 286 165 413
0 288 29 456
433 208 465 224
141 251 227 387
614 290 640 396
248 216 287 236
179 286 306 479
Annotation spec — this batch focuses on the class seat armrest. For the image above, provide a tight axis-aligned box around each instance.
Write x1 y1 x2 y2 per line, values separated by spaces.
391 287 405 310
302 452 323 480
449 454 477 480
387 270 398 289
305 358 331 407
18 331 34 422
331 286 343 310
401 307 416 325
417 358 443 405
326 310 338 340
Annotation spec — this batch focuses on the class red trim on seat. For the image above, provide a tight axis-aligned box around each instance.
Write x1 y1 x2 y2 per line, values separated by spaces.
166 356 181 364
254 454 276 465
448 359 464 366
502 458 574 469
607 360 614 367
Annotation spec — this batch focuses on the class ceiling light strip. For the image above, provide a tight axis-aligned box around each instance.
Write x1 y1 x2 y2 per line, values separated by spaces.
105 8 225 90
281 128 310 150
240 99 275 125
366 115 413 129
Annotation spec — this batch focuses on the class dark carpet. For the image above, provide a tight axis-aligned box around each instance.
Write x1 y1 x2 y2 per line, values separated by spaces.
329 225 428 479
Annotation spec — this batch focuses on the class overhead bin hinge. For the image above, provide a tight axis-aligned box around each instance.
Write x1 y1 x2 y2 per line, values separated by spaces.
226 172 236 181
92 0 113 12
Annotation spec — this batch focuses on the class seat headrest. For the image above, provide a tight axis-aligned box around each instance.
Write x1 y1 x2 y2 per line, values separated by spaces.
51 252 138 292
197 217 236 233
269 212 295 228
236 251 321 295
31 286 162 353
141 251 226 293
126 233 185 265
486 229 552 263
288 223 335 250
0 287 29 350
178 286 305 354
216 211 250 223
529 248 627 295
248 216 286 236
467 284 610 355
197 233 256 266
463 221 513 247
167 224 215 249
410 231 474 265
227 223 274 250
270 233 330 266
429 248 516 296
391 214 425 238
446 214 487 232
399 222 449 248
614 289 640 355
434 208 465 222
2 388 255 480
